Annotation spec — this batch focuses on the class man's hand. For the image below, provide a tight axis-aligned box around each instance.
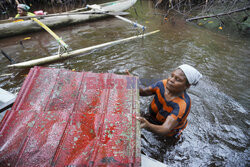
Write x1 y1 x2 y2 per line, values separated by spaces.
125 69 132 76
136 115 179 136
136 116 150 129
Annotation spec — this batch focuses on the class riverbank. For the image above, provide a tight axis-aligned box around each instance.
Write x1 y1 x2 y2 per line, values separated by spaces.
153 0 250 36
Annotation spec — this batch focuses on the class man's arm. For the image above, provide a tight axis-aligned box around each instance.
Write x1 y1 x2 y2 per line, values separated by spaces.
139 87 154 96
137 115 178 136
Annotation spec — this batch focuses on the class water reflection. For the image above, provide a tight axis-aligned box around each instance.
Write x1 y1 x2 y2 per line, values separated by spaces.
0 0 249 166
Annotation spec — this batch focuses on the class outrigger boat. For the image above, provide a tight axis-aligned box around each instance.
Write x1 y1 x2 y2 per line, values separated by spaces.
0 0 137 38
4 0 158 68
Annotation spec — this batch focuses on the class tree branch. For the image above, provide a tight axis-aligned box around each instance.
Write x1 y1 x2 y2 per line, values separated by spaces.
186 6 250 22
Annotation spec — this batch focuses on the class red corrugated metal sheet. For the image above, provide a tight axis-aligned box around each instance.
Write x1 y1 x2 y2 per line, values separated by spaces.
0 66 140 166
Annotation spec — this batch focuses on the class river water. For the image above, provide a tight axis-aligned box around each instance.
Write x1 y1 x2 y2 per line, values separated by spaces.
0 0 249 166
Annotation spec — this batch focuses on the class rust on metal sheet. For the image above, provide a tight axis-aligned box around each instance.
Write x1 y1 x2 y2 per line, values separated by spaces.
0 66 141 166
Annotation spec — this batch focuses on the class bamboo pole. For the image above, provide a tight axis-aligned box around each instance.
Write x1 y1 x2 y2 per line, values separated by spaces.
32 18 69 49
115 15 145 30
8 30 160 68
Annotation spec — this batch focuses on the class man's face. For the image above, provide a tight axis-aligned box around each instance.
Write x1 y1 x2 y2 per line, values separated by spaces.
17 8 26 16
166 69 189 93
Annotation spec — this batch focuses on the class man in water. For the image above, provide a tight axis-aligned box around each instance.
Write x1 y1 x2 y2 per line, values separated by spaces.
136 64 202 139
15 4 35 18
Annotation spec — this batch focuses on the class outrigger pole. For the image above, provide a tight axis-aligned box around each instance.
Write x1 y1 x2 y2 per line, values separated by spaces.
8 30 160 68
87 4 146 31
31 18 69 51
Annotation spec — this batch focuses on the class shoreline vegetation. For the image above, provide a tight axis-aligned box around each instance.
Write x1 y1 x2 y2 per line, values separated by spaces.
153 0 250 35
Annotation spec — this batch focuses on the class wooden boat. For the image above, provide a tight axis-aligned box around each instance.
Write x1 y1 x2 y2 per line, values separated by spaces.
0 0 137 38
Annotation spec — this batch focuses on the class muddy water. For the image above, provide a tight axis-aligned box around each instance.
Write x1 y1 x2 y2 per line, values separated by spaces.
0 0 249 166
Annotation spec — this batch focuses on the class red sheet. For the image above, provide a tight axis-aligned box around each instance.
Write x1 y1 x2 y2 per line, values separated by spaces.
0 66 140 166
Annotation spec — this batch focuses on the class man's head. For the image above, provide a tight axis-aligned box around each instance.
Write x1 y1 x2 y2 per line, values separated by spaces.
166 64 202 94
166 68 189 94
17 4 30 16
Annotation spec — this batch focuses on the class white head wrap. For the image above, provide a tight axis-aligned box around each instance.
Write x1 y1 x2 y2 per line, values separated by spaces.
178 64 202 86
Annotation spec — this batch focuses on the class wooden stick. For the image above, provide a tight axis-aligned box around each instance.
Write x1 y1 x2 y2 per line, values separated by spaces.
68 6 88 13
87 4 146 31
8 30 160 68
115 15 145 30
186 6 250 22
